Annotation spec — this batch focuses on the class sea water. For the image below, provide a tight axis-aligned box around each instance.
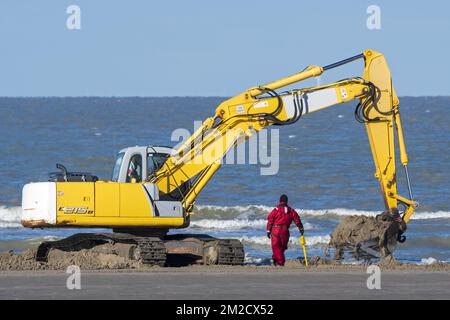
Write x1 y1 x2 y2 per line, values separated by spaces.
0 97 448 264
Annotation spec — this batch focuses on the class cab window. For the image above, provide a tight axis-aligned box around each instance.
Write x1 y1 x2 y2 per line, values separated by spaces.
147 153 168 176
126 154 142 182
111 152 125 182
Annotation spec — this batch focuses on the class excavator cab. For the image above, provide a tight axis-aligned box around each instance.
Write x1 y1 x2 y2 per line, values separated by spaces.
111 146 174 183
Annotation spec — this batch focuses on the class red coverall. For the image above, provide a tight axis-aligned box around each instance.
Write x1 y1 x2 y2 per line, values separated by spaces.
267 203 303 266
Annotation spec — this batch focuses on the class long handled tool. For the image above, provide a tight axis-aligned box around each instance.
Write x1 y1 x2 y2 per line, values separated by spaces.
300 235 309 268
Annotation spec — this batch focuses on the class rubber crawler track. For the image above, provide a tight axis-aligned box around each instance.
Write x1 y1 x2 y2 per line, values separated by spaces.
35 233 167 266
35 233 244 266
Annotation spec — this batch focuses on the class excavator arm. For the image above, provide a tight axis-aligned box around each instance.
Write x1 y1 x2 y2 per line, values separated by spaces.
151 49 417 223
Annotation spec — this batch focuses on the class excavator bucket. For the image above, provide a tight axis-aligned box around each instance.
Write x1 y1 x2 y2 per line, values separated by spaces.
329 212 404 262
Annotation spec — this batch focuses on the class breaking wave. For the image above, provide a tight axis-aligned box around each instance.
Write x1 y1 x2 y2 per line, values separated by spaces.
0 206 22 228
244 253 271 265
418 257 448 265
238 235 331 247
193 205 450 220
190 219 314 231
1 205 449 229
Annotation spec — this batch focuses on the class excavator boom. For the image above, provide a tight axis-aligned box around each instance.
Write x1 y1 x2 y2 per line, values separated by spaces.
152 49 416 221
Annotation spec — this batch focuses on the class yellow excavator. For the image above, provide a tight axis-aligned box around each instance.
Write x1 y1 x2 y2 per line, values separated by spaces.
21 49 417 266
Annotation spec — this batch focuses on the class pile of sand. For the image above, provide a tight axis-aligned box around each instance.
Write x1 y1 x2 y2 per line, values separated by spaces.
329 215 399 259
0 243 143 271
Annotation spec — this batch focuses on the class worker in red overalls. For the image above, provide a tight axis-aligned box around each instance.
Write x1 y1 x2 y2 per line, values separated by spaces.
266 194 304 266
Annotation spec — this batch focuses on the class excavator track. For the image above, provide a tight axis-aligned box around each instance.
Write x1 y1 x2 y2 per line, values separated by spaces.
207 239 245 265
133 237 166 266
164 234 245 266
35 233 167 266
35 233 244 267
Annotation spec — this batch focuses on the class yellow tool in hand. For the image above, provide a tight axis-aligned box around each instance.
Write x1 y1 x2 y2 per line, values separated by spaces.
300 235 309 268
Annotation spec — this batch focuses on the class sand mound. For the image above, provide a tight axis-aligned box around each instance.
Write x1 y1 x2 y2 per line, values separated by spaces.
0 243 143 271
329 215 400 259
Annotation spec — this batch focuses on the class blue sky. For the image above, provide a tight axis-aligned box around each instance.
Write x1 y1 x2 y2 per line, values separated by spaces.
0 0 449 96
